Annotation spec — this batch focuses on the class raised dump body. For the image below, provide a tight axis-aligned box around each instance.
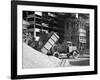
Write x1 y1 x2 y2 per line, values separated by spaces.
41 33 59 54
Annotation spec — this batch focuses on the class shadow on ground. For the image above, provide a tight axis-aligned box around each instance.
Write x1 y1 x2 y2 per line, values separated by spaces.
69 59 90 66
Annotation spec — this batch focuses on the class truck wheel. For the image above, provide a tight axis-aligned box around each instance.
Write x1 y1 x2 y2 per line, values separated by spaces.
72 51 79 59
53 52 59 58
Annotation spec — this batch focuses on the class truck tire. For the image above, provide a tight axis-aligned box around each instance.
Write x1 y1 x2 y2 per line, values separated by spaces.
72 50 79 59
53 52 59 58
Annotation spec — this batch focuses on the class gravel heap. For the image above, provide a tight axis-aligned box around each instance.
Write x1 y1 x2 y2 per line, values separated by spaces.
23 43 61 68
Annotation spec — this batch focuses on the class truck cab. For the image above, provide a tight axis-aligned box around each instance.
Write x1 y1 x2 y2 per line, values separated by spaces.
53 41 79 59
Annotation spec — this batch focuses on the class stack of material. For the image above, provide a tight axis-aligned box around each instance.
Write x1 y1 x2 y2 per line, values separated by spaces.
23 43 61 68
